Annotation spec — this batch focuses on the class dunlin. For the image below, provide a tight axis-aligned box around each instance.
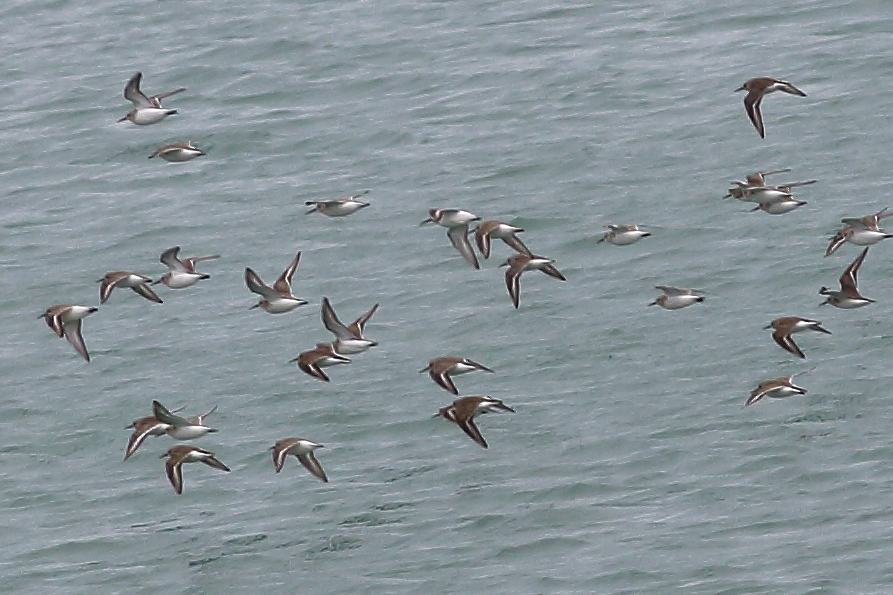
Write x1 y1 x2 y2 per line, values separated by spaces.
292 343 351 382
735 77 806 138
649 286 704 310
420 356 494 395
434 396 514 449
98 272 162 304
726 179 816 202
118 72 184 126
737 169 792 187
597 224 651 246
152 400 218 440
421 209 481 269
500 253 566 309
321 298 378 354
825 208 893 256
750 196 807 215
820 247 874 308
745 369 814 407
765 317 831 359
841 207 893 231
149 141 205 162
123 405 185 460
154 246 213 289
180 253 219 274
160 445 230 495
474 221 530 259
245 251 308 313
40 305 97 362
270 438 328 482
305 190 370 217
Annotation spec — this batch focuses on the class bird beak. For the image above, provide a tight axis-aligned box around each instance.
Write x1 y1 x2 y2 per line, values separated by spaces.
734 85 746 92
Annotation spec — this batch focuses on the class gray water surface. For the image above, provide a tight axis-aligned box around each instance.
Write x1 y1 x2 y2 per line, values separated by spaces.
2 0 893 593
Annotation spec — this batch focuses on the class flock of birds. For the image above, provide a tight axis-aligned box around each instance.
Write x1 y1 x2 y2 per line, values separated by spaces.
36 73 892 493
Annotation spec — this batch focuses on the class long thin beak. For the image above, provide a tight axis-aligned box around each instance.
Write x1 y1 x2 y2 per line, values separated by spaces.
763 324 772 330
419 219 433 225
117 116 128 122
734 85 746 92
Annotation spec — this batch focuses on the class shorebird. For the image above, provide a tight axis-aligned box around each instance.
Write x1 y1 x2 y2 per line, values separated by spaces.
149 141 205 162
123 405 186 460
152 400 218 440
825 208 893 256
154 246 215 289
735 77 806 138
305 190 370 217
649 286 704 310
245 251 308 313
118 72 184 126
474 221 530 259
434 396 515 449
596 224 651 246
500 253 566 309
765 317 831 359
420 356 494 395
160 445 230 495
750 196 807 215
321 298 378 354
98 271 162 304
421 209 481 269
734 169 792 188
292 343 351 382
40 305 98 362
270 438 328 482
745 369 814 407
820 247 874 308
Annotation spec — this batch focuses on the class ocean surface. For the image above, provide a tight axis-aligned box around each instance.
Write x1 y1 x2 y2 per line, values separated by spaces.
2 0 893 592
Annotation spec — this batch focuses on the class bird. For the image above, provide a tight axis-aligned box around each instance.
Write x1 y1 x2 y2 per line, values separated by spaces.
305 190 370 217
149 141 205 162
291 343 351 382
500 253 566 309
154 246 214 289
420 356 494 395
735 77 806 138
434 396 515 449
825 207 893 256
98 272 162 304
649 286 704 310
123 405 186 460
244 251 308 313
596 224 651 246
765 317 831 359
40 305 98 361
320 298 378 354
749 196 807 215
820 247 874 308
745 369 814 407
474 221 530 259
152 400 218 440
160 445 230 495
270 438 328 482
421 209 482 269
118 72 184 125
